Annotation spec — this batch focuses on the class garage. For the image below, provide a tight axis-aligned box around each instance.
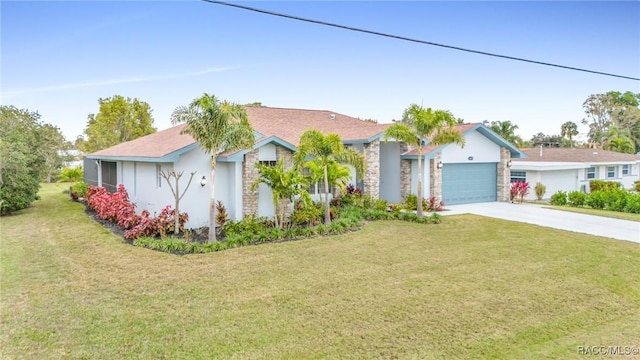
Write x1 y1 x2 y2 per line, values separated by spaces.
442 163 497 205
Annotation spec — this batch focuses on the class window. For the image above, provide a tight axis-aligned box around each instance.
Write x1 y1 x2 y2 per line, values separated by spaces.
510 171 526 183
259 160 277 167
607 166 616 178
586 167 596 179
622 164 630 176
156 164 162 188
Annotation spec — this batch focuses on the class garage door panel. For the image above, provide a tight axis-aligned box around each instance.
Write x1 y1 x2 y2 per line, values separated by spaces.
442 163 497 205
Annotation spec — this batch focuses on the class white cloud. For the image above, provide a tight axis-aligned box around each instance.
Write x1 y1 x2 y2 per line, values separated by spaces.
1 67 239 98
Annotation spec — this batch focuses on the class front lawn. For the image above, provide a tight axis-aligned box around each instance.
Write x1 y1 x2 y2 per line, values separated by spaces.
2 183 639 359
546 205 640 222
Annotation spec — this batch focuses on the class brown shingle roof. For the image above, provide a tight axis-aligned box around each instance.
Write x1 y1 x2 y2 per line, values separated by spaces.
517 148 640 163
91 124 194 158
402 123 479 156
245 106 389 145
89 106 389 158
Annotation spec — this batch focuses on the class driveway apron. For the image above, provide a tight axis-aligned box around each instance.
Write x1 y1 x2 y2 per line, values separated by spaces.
442 202 640 244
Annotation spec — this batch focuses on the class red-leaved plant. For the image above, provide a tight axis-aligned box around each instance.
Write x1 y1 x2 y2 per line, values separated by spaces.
85 185 189 240
510 181 530 203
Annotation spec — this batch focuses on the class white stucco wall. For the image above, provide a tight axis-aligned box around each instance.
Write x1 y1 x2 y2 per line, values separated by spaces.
523 169 579 200
441 130 500 164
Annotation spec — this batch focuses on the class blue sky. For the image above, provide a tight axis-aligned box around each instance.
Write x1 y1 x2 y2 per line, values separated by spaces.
2 1 639 143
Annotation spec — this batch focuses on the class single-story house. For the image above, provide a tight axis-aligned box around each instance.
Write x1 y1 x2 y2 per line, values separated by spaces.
511 147 640 200
85 106 523 228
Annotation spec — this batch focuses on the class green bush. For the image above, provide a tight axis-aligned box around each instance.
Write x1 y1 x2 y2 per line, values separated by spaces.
70 181 89 199
624 193 640 214
58 166 84 183
589 180 621 192
567 191 587 207
634 181 640 192
585 191 607 210
534 182 546 200
403 194 427 211
549 191 568 206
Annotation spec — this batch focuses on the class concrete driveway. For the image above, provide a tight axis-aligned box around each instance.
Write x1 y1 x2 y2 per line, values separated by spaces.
442 202 640 244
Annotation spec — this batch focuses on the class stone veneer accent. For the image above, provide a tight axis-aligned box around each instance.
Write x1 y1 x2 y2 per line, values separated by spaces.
242 149 260 216
363 139 380 199
497 147 511 202
399 143 411 200
243 145 296 217
429 152 442 200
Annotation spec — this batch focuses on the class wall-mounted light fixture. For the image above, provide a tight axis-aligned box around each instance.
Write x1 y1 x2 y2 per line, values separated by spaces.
507 160 512 168
200 176 207 187
437 161 443 169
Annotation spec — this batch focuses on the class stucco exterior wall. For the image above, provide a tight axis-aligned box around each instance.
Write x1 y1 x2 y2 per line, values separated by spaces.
441 130 501 164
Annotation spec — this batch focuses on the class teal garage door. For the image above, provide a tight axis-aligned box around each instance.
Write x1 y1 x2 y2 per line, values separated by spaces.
442 163 497 205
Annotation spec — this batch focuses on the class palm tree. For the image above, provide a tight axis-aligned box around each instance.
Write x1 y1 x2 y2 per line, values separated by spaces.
304 158 352 203
486 120 523 147
252 159 309 228
294 130 365 224
171 93 255 242
560 121 579 148
602 127 636 154
384 104 465 216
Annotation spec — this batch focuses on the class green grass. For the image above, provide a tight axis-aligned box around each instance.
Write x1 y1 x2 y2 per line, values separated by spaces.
2 183 639 359
545 205 640 222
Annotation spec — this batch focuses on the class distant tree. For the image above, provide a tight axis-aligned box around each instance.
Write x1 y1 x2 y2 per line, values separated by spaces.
384 105 465 217
39 124 68 182
252 159 309 228
294 130 365 225
560 121 579 148
530 132 563 148
601 127 636 154
582 91 640 149
245 102 265 107
78 95 156 153
171 93 255 242
0 106 46 215
484 120 523 147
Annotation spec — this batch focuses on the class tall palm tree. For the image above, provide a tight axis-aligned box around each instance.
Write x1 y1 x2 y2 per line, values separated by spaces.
486 120 523 147
171 93 255 242
384 104 465 216
560 121 579 148
294 130 365 224
304 158 352 203
252 159 309 228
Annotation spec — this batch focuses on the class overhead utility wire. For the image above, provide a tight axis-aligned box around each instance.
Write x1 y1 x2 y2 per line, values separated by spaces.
201 0 639 82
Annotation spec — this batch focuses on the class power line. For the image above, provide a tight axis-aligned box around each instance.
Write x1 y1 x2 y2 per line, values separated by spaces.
201 0 640 82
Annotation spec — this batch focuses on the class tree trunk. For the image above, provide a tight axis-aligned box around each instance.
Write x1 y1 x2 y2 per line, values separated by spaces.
323 162 331 224
417 151 423 217
174 177 180 234
208 162 217 243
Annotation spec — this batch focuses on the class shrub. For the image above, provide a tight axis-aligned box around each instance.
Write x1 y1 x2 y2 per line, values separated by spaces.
58 166 84 183
567 191 587 207
549 191 567 206
534 182 546 200
624 193 640 214
585 191 606 210
589 180 621 192
215 200 229 229
373 198 389 212
510 181 530 203
404 194 427 211
634 181 640 192
426 196 445 211
69 181 89 200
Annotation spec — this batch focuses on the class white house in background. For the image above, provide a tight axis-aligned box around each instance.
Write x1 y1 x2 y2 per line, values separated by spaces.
511 148 640 200
84 106 523 228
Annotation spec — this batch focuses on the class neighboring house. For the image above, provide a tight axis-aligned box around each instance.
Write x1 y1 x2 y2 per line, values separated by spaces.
511 148 640 200
84 107 523 228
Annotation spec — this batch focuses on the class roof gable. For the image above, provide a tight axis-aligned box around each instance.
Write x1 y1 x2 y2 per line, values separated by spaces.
401 123 525 159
